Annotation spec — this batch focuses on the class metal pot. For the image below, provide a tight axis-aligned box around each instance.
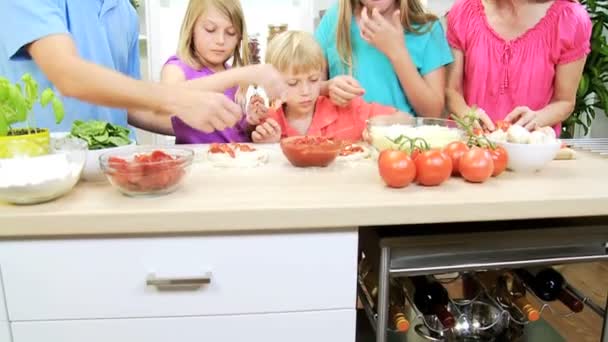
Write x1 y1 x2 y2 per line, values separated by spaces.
415 300 509 341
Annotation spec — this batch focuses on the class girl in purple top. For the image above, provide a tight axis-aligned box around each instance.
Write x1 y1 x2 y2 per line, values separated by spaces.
161 0 287 144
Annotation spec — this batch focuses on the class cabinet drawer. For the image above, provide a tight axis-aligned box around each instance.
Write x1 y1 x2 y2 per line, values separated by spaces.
11 310 355 342
0 322 9 342
0 231 357 321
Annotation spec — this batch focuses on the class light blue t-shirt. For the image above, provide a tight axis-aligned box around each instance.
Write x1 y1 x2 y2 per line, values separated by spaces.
0 0 140 132
315 5 453 116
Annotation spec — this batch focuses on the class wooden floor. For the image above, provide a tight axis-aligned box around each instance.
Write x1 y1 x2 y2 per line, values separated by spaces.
542 262 607 342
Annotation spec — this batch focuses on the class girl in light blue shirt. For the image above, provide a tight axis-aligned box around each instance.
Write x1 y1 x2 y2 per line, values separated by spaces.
315 0 453 118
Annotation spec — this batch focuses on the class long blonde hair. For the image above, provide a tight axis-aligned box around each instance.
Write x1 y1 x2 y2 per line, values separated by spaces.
336 0 437 73
177 0 250 70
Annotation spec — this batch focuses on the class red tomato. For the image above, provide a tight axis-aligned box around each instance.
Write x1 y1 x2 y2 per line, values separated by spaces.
459 148 494 183
150 150 173 162
415 150 452 186
410 148 422 161
378 150 416 189
473 128 485 136
495 120 511 132
489 147 508 177
443 141 469 176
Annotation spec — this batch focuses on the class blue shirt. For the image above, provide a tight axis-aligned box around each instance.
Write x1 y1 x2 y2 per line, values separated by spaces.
0 0 140 132
315 5 453 116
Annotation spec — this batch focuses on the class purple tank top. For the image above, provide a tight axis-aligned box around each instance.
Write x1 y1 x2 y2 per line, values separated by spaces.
165 56 250 144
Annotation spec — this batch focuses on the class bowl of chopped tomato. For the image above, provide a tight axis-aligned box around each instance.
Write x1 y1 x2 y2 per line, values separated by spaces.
99 147 194 197
280 136 342 167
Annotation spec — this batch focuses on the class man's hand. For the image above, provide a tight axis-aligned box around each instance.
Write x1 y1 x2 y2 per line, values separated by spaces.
170 89 242 133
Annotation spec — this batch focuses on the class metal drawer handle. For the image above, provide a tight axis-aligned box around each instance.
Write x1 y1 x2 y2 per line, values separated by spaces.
146 272 212 290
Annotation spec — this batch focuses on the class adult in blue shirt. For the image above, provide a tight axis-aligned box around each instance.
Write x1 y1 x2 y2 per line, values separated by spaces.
315 0 454 118
0 0 243 134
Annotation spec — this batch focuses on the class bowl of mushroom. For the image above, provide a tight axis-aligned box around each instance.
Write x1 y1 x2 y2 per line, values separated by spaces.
487 125 561 173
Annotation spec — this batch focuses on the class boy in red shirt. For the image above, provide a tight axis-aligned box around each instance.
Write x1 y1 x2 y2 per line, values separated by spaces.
249 31 410 143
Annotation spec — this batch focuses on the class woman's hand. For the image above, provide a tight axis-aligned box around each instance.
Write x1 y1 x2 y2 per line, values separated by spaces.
505 106 539 130
359 7 405 60
470 107 496 131
251 118 282 143
328 75 365 106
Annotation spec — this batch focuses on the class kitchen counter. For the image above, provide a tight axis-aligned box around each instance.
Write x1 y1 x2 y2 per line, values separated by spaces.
1 146 608 238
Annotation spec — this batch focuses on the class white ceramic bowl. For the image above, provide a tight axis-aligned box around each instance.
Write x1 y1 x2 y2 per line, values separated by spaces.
0 136 87 205
497 140 561 173
51 132 136 182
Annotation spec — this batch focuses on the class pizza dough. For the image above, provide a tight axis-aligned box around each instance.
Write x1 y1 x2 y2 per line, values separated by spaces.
337 144 371 162
206 143 269 168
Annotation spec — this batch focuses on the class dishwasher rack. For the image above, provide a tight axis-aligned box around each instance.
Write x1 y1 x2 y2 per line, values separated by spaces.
360 217 608 342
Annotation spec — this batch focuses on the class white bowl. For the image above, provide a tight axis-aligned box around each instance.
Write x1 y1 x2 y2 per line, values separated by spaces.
0 136 87 205
497 140 561 173
51 132 136 182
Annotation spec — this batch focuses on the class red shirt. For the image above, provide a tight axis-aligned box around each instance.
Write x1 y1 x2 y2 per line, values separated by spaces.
269 96 396 141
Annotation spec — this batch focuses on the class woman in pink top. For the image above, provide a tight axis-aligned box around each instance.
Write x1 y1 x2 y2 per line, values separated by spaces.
445 0 592 135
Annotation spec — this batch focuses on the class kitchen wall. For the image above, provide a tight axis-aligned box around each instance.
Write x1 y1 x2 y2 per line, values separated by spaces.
137 0 607 142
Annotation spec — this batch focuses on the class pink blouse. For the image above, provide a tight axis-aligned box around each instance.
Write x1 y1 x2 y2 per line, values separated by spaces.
447 0 592 134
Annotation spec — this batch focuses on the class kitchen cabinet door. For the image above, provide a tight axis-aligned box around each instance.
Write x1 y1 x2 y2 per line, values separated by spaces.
0 231 357 321
0 323 10 342
12 310 355 342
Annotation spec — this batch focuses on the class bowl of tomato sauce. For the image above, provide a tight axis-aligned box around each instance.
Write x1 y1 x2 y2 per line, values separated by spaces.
280 136 342 167
99 147 194 197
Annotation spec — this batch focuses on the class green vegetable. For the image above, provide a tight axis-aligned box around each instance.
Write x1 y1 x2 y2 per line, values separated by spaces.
0 73 64 136
70 120 132 150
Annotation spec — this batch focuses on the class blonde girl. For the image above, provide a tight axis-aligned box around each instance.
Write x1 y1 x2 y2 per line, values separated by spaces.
161 0 286 144
315 0 453 118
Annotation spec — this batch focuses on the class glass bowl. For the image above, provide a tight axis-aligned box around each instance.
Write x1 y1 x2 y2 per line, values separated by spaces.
0 135 87 205
367 116 464 152
280 136 342 167
99 146 194 197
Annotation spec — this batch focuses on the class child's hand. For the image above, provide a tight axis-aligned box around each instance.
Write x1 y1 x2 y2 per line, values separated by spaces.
328 76 365 107
246 94 268 125
252 118 281 143
360 7 405 60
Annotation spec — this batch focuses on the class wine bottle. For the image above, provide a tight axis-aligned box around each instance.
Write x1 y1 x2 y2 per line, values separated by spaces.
496 272 540 321
359 260 411 332
408 276 456 328
360 259 378 308
388 282 410 332
515 268 584 313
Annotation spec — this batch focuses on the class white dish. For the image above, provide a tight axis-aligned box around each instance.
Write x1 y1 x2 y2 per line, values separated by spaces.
51 132 136 182
0 136 87 205
497 140 561 173
206 144 270 168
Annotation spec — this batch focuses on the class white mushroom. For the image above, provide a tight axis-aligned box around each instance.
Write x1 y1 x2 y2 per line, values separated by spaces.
487 129 508 143
535 126 557 141
529 130 550 144
507 124 531 144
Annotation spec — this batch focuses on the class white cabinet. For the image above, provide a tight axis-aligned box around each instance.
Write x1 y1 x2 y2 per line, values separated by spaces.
0 268 6 322
0 322 10 342
11 310 355 342
0 231 357 321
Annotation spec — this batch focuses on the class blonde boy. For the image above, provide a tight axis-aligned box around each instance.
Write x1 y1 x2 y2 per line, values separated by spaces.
251 31 408 143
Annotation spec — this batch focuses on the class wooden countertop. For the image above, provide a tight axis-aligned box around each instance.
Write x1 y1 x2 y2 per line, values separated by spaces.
1 146 608 238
